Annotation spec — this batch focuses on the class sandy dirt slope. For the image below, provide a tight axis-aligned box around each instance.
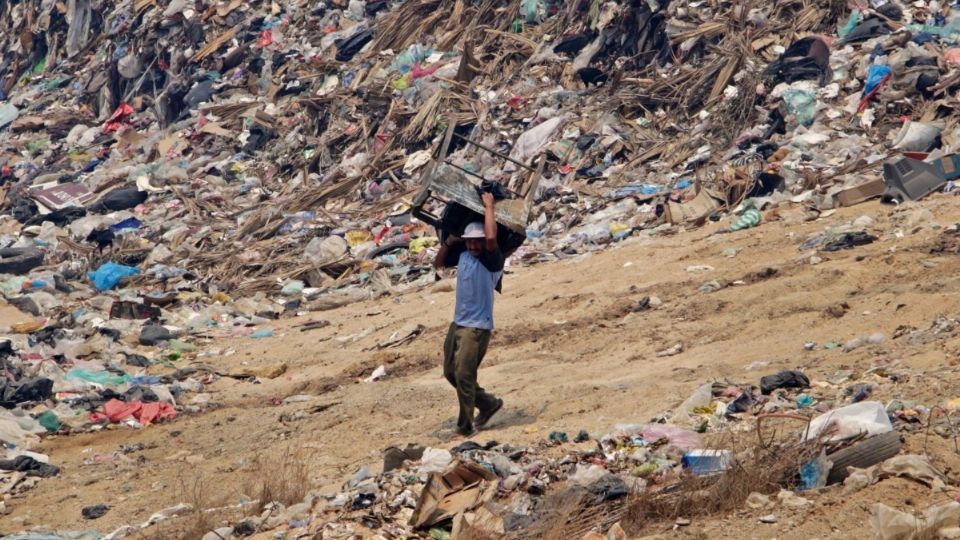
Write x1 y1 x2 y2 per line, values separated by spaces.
7 195 960 538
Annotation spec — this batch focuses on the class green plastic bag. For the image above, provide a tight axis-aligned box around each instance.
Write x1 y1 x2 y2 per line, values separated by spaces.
782 88 817 127
730 200 763 232
65 368 131 387
38 411 60 432
838 9 861 40
168 339 197 353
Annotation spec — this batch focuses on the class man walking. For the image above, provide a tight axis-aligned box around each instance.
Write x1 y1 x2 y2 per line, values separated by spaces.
434 192 505 436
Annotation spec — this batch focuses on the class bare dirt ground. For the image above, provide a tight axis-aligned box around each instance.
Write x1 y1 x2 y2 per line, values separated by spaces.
7 194 960 538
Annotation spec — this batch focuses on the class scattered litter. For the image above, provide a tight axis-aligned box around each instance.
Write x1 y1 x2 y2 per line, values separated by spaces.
364 366 387 383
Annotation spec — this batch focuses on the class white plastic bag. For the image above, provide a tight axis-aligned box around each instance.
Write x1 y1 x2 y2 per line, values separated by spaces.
304 235 348 264
805 401 892 442
678 383 713 415
568 464 609 486
508 116 565 167
892 121 941 152
419 448 452 474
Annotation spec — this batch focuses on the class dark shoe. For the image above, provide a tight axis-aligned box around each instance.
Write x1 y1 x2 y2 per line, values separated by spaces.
476 398 503 428
455 426 475 438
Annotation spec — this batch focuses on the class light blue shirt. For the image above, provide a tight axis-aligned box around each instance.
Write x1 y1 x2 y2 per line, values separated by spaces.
454 250 502 330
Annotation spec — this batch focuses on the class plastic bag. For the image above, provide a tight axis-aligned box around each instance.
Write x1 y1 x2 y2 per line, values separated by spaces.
390 73 410 90
569 464 609 486
167 339 196 353
760 369 810 394
250 329 274 339
346 0 366 19
800 450 832 490
409 237 438 254
805 401 892 442
410 63 441 80
0 103 20 130
731 207 762 232
509 116 565 166
37 411 60 432
140 325 173 346
641 424 702 452
838 9 861 40
88 262 139 290
304 235 348 263
891 121 941 152
569 222 612 243
678 383 712 416
335 28 373 62
0 417 40 449
65 368 131 387
281 280 305 296
782 88 817 126
419 448 452 473
391 44 433 73
864 64 892 96
845 455 948 494
870 502 960 540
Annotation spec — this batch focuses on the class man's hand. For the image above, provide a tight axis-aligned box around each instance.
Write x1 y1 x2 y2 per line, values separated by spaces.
446 235 461 247
481 192 495 208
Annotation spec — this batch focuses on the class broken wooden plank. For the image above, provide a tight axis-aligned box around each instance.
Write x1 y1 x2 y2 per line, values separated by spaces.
191 26 239 62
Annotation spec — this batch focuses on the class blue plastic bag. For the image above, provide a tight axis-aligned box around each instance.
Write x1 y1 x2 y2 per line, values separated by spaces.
88 262 139 291
391 44 432 74
109 217 142 231
613 184 662 198
864 64 892 95
800 453 831 489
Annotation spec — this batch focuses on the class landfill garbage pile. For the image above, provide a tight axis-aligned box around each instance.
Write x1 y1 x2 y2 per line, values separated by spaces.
3 0 960 535
4 0 960 301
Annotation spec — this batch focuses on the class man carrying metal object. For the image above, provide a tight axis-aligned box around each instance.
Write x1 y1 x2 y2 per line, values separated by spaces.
434 191 505 437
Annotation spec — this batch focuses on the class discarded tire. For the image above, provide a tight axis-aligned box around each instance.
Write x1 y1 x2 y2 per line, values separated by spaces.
0 248 44 275
826 431 903 484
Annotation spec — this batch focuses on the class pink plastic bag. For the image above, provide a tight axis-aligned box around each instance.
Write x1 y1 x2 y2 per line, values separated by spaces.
641 424 702 452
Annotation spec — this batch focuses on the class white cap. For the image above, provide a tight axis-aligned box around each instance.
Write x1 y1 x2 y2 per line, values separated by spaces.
462 222 486 239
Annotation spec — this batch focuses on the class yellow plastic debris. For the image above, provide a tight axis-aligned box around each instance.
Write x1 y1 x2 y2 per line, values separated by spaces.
409 236 438 254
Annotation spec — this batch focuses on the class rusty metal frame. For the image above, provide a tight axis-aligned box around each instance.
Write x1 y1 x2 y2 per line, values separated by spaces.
411 115 543 235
